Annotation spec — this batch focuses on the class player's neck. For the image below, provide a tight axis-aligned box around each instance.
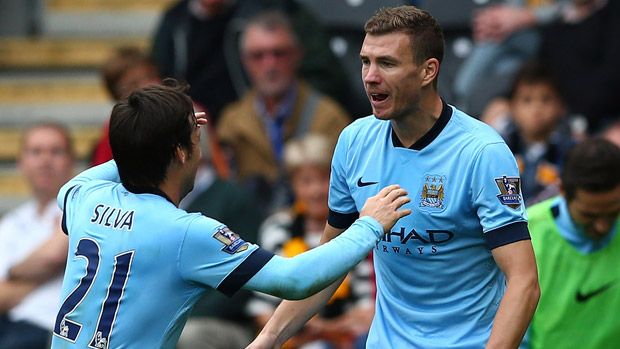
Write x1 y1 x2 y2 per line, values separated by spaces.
158 180 182 207
391 94 442 148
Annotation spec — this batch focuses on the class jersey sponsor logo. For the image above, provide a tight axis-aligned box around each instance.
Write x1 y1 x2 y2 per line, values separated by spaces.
90 204 135 231
213 226 249 254
379 227 454 255
357 177 378 187
575 281 616 303
494 176 522 209
419 174 446 211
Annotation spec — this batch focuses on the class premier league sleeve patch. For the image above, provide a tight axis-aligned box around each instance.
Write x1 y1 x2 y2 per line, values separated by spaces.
494 176 522 209
213 226 249 254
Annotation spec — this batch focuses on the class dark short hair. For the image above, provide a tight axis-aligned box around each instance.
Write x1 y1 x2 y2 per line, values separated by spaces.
109 79 195 189
508 60 562 100
562 138 620 200
364 5 444 66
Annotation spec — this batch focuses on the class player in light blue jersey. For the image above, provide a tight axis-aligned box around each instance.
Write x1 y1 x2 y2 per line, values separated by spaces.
250 6 540 349
50 80 411 349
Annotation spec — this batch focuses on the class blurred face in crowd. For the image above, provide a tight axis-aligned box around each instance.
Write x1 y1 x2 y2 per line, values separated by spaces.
567 185 620 240
241 25 301 101
360 32 434 120
511 82 566 142
291 164 330 221
199 0 231 15
116 64 161 100
19 126 74 203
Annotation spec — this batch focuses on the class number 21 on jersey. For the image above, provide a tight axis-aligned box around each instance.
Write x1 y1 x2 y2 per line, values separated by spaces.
54 238 134 349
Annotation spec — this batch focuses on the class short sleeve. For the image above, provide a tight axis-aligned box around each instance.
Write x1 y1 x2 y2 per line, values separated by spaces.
179 216 273 296
328 129 358 228
471 142 529 248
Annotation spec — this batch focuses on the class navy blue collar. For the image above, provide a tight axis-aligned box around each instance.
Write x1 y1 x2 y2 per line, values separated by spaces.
124 184 176 206
392 100 452 150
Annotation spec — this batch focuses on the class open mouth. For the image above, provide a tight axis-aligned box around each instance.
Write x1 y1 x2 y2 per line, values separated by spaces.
370 93 389 102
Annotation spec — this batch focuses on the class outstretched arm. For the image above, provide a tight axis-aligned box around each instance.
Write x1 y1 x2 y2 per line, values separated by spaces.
246 185 409 348
486 240 540 349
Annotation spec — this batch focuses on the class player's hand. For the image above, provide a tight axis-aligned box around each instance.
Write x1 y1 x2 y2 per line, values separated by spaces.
194 111 208 127
360 184 411 233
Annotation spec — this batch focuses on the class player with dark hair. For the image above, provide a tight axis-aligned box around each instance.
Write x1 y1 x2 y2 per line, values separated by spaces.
250 5 539 349
524 138 620 348
50 80 411 349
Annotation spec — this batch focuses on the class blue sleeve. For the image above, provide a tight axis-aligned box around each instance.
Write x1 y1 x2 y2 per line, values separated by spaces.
57 160 121 235
57 160 120 210
178 216 273 296
328 129 358 220
471 142 530 248
243 216 383 300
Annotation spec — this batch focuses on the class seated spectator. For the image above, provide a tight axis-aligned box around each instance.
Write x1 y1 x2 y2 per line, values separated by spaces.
539 0 620 133
176 123 263 349
453 0 567 117
91 46 161 166
217 10 350 214
0 123 74 349
247 135 374 349
523 138 620 348
151 0 351 121
486 61 574 205
93 47 231 177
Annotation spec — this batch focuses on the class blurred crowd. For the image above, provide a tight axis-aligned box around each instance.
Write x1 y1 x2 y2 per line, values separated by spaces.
1 0 619 348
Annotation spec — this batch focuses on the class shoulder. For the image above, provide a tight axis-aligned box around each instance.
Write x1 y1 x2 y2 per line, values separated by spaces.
218 93 255 127
449 105 506 148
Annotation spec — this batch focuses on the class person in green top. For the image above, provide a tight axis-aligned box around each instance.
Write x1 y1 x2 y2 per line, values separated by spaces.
524 137 620 349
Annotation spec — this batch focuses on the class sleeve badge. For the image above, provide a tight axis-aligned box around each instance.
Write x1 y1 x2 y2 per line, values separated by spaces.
494 176 522 209
213 226 249 254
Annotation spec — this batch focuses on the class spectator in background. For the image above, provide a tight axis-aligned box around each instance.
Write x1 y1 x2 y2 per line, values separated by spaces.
0 123 74 349
91 46 161 166
453 0 567 117
176 123 264 349
217 10 350 214
601 120 620 147
247 135 373 349
539 0 620 133
487 61 574 205
93 47 232 176
151 0 351 122
523 138 620 348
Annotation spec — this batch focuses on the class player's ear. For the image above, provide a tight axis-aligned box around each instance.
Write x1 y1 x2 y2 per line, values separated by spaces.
420 58 439 88
175 144 187 164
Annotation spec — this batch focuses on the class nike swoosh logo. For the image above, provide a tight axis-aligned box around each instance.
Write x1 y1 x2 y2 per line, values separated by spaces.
575 281 616 303
357 177 378 187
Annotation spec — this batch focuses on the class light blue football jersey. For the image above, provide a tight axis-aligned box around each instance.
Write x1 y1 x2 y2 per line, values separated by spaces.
51 162 273 349
328 102 529 348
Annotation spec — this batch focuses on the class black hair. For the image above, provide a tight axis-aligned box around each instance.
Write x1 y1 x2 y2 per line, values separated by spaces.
508 60 562 100
562 138 620 201
109 79 194 189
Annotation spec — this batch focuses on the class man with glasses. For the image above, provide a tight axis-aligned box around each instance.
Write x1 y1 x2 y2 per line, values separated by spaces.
217 10 350 213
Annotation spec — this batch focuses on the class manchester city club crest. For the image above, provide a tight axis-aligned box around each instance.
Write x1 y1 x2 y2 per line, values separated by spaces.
419 174 446 211
495 176 522 209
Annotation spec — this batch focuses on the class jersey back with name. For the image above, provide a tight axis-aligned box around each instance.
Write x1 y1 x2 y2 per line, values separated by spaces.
329 104 527 348
51 180 260 349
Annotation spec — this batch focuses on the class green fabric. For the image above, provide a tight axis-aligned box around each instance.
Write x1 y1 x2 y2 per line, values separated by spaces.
527 198 620 349
185 178 263 319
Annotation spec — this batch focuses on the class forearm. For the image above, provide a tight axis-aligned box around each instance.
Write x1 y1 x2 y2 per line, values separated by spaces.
261 277 344 348
0 280 38 313
486 275 540 348
245 217 381 299
8 231 68 283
